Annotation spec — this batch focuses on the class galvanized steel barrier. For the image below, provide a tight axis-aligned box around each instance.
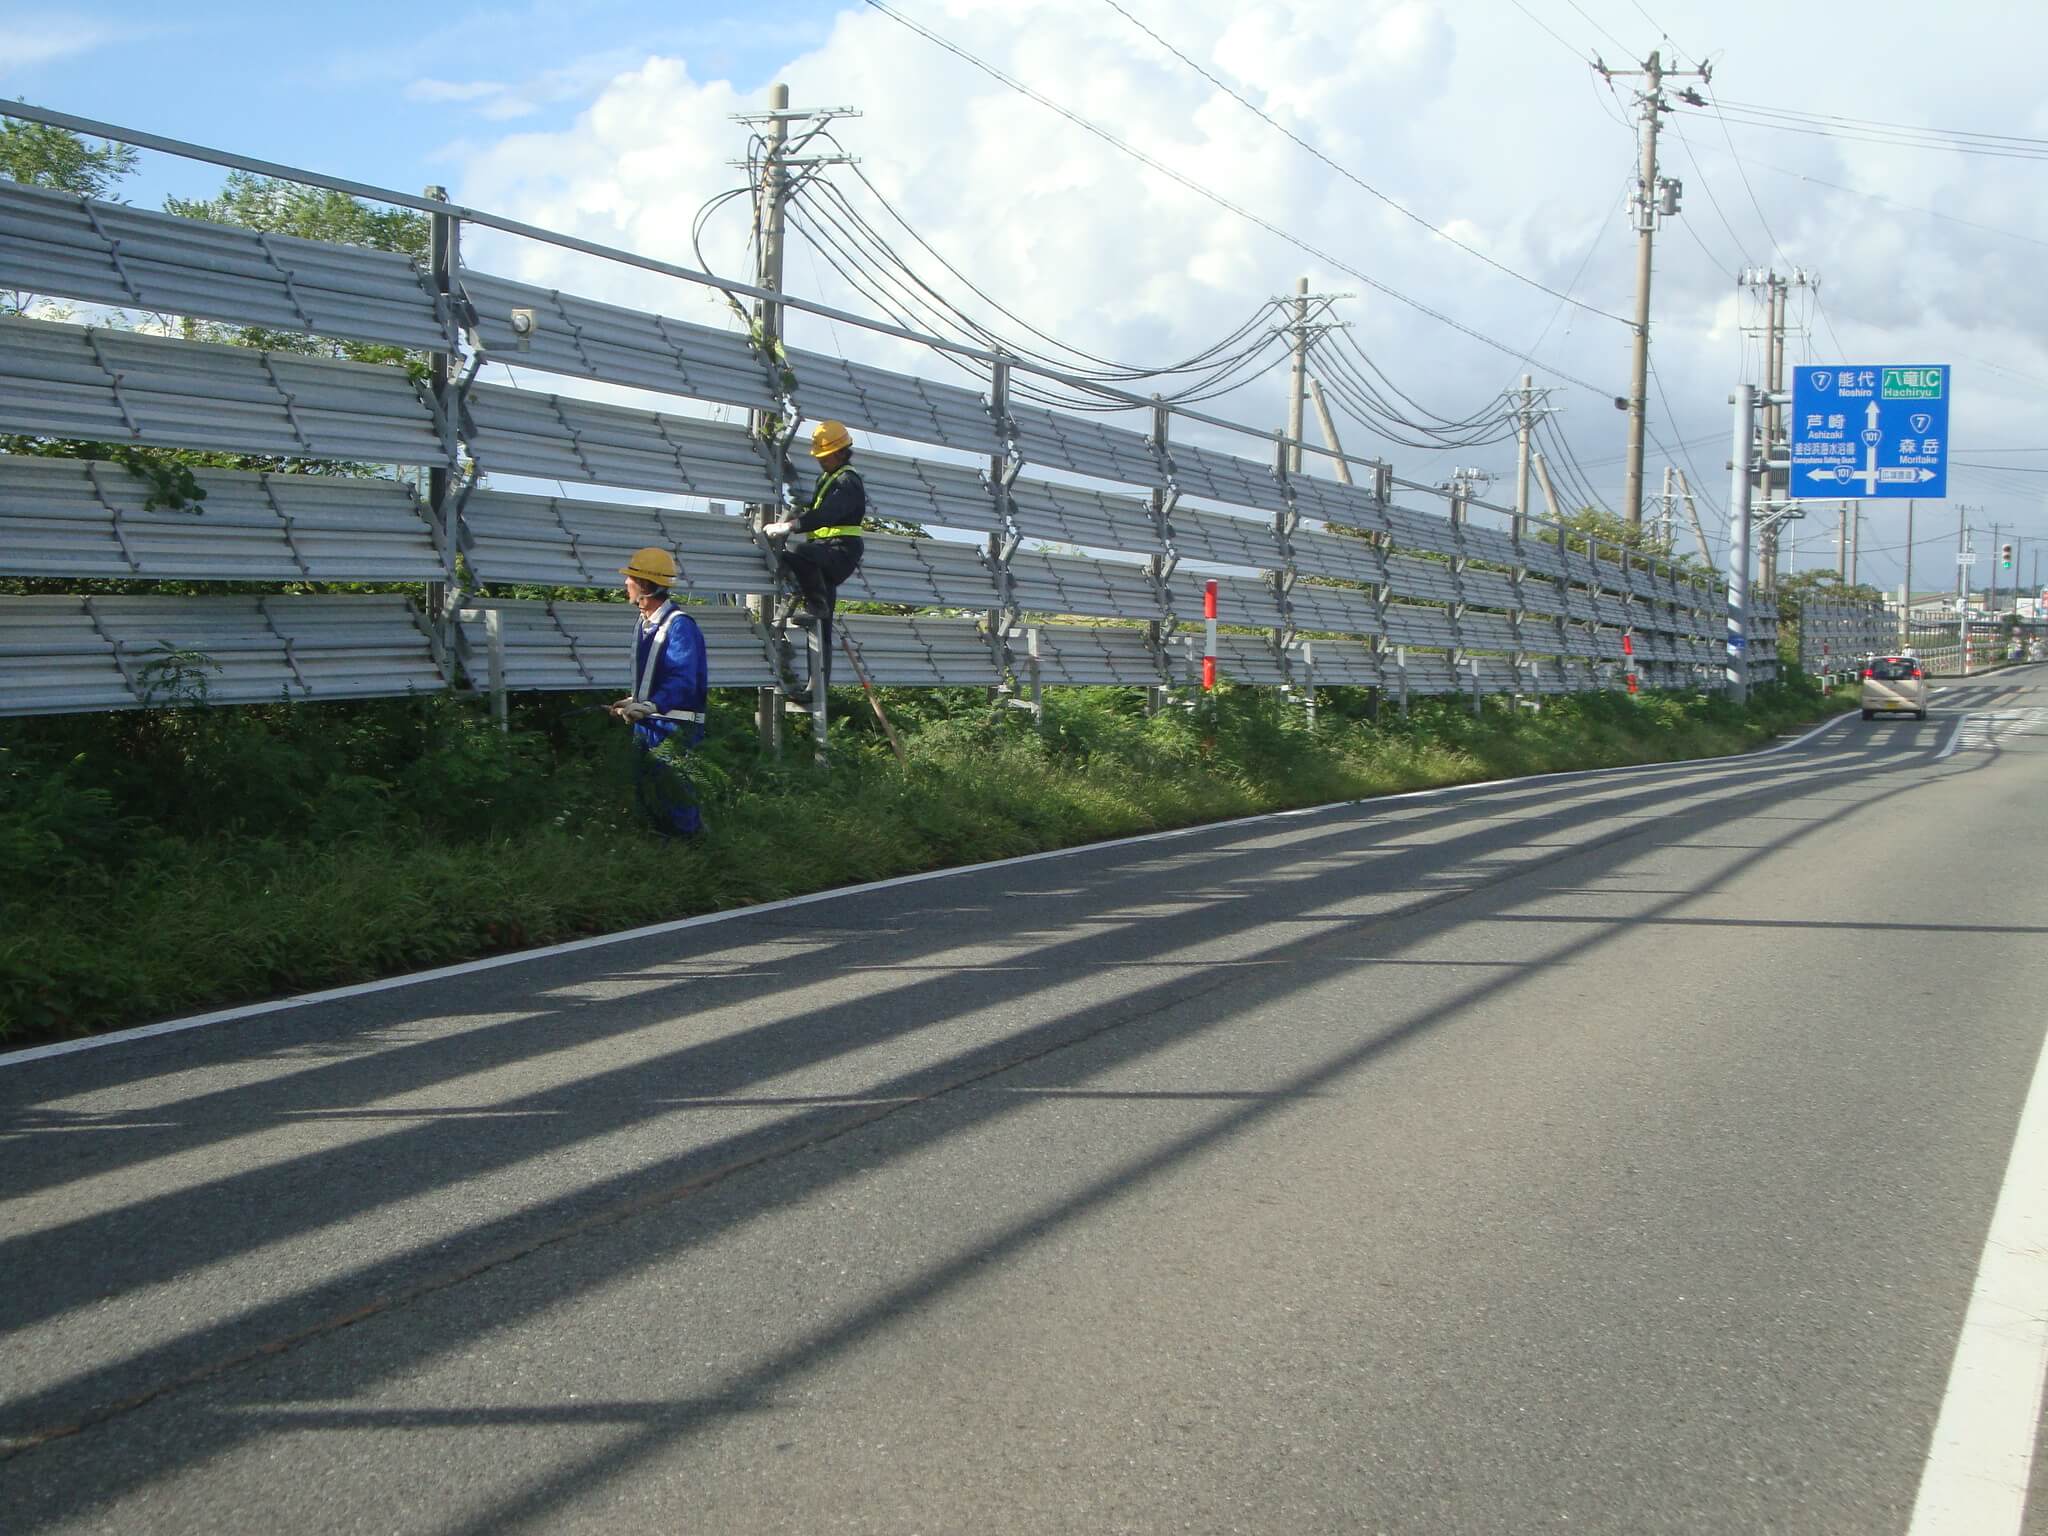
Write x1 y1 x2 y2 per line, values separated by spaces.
0 124 1777 725
1797 599 1892 681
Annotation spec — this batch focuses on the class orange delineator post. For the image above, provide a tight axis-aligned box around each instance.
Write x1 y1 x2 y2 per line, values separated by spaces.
1203 579 1218 691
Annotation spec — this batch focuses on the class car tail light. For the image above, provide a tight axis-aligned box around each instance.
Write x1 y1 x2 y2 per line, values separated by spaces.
1912 669 1923 679
1862 668 1874 678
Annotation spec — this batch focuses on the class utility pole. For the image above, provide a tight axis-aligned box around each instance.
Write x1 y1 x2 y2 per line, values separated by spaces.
1305 377 1353 485
1287 278 1308 474
1902 498 1914 648
1676 469 1712 564
1837 502 1848 581
1598 49 1709 526
1726 384 1756 702
733 83 859 752
1738 267 1816 589
1850 508 1861 586
1276 279 1349 474
1989 519 2003 613
1508 374 1558 540
1956 506 1972 613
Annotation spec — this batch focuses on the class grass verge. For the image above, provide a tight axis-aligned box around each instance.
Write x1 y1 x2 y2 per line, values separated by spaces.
1 678 1854 1046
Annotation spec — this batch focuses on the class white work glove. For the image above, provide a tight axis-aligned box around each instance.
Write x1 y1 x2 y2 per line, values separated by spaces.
618 699 657 723
762 519 798 538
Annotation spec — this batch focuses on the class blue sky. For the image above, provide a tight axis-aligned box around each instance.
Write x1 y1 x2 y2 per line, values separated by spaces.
8 0 2048 585
2 0 842 205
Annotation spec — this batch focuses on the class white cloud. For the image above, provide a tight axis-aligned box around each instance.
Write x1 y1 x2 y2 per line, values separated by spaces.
432 0 2048 560
407 79 513 105
0 17 123 69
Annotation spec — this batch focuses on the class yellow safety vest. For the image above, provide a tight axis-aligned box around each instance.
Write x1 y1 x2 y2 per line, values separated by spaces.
807 465 865 540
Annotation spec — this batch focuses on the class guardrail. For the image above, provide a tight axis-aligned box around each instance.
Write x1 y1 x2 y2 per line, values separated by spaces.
0 108 1778 731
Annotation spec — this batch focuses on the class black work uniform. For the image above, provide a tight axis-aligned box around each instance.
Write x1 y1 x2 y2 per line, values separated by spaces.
780 463 866 687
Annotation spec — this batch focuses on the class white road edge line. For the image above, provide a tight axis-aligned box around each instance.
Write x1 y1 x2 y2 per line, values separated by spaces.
0 707 1858 1070
1906 1022 2048 1536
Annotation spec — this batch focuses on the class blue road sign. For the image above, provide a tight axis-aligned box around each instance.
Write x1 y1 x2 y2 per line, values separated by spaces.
1789 365 1949 499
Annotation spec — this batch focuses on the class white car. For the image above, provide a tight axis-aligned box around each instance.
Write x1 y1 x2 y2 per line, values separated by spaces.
1860 656 1928 721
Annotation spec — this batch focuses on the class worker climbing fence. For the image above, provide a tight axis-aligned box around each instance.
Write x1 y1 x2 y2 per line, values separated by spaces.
0 103 1777 729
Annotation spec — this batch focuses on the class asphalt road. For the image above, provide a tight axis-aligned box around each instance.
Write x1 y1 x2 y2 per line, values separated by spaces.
4 672 2046 1534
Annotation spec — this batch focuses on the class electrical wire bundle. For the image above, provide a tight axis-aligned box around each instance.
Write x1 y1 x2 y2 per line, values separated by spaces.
1307 328 1519 452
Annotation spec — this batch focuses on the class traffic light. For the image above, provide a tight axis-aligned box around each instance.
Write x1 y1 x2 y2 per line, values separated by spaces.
2001 543 2014 569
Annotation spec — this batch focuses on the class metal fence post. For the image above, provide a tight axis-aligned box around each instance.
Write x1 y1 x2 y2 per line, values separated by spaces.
483 605 507 731
1726 385 1755 703
1146 396 1179 712
1272 426 1303 706
986 354 1023 698
425 187 462 687
1369 461 1395 719
1448 483 1472 715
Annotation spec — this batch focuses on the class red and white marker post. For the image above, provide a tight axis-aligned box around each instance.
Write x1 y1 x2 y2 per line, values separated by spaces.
1622 630 1639 694
1203 579 1218 691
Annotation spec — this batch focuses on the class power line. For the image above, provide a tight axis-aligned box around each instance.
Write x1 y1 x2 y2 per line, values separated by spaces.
1702 98 2048 160
1504 0 1594 63
1711 97 2048 147
854 0 1624 398
1098 0 1629 323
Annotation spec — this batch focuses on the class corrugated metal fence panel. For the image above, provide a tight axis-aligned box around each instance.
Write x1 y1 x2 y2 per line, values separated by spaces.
460 271 777 413
857 450 997 534
840 534 999 611
1006 476 1161 554
1211 633 1290 687
1384 605 1457 647
1296 638 1380 687
1458 611 1519 652
461 489 771 595
1 593 442 713
1027 624 1161 688
0 596 135 714
0 454 439 581
0 317 444 464
1008 403 1162 488
1287 582 1382 637
1384 504 1461 559
1288 525 1386 586
1166 571 1282 629
1007 548 1160 622
264 595 445 699
458 600 778 691
784 345 1000 456
1472 656 1519 691
1517 618 1573 658
1287 474 1387 533
456 602 599 691
1458 523 1520 568
1169 441 1289 517
1516 582 1571 623
1459 567 1519 612
1162 633 1285 688
0 180 447 352
1168 504 1277 570
1520 538 1568 579
1390 650 1459 695
463 381 772 502
842 614 998 688
1385 554 1459 605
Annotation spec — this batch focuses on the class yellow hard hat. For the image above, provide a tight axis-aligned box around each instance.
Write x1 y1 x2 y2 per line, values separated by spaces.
619 546 678 585
809 420 854 459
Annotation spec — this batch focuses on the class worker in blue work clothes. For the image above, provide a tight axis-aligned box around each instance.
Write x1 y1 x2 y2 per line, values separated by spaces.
610 547 708 837
762 420 866 699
